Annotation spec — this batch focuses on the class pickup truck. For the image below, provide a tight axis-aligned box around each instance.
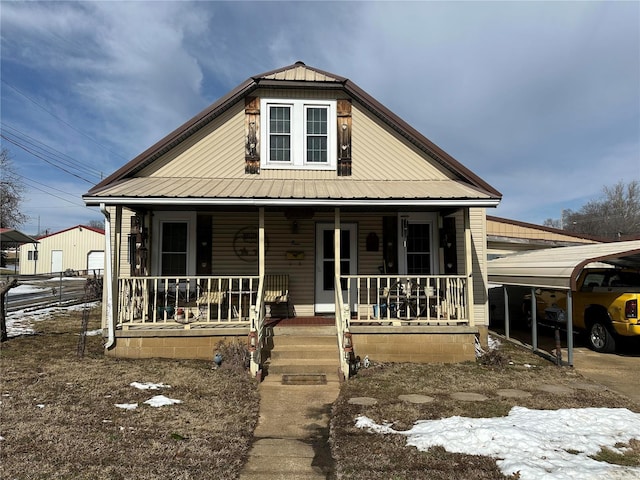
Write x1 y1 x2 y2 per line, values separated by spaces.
525 267 640 353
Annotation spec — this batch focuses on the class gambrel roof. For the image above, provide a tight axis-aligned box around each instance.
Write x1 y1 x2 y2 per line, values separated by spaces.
84 62 501 207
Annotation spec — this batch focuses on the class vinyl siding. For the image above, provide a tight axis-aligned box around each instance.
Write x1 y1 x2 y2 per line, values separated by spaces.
470 208 489 326
130 93 454 186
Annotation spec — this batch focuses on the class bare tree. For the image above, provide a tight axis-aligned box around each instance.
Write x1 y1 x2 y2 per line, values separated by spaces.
560 180 640 240
0 148 27 228
87 219 105 230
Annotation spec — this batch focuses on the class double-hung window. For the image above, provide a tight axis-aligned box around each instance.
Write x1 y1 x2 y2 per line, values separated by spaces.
261 99 336 170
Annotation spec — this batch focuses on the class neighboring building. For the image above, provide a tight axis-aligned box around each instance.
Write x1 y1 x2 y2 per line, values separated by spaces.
487 215 602 259
83 62 502 376
19 225 105 275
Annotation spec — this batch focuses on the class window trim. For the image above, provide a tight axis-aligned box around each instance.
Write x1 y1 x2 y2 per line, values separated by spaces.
152 212 196 276
260 98 336 170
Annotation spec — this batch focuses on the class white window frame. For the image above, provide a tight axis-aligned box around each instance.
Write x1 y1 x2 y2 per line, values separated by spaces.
260 98 336 170
152 212 196 276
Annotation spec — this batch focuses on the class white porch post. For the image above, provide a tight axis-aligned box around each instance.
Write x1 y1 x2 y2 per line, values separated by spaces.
113 205 122 326
259 207 265 279
464 208 475 326
334 208 341 281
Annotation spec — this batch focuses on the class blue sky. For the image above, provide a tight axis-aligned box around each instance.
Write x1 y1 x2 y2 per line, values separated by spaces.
1 1 638 235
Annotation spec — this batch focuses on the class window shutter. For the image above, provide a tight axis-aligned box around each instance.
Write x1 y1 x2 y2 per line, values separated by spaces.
245 97 260 174
337 99 352 176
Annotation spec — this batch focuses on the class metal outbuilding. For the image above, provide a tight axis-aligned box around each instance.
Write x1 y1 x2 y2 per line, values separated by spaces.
487 240 640 365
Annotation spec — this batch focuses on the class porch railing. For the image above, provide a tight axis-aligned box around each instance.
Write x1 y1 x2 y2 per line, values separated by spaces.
117 275 259 327
342 275 468 325
334 275 352 381
249 277 266 376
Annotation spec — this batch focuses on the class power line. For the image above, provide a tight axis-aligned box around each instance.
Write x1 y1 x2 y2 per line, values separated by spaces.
15 172 86 200
20 178 89 208
2 122 103 179
1 79 128 161
1 132 95 183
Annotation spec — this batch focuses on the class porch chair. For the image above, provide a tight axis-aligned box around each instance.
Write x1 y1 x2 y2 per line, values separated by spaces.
196 279 229 319
263 274 291 318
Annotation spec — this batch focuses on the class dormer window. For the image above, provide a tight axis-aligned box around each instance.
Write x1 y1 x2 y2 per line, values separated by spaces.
261 98 336 170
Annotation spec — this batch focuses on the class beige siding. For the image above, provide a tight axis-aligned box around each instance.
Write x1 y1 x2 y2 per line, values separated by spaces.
19 226 104 275
470 208 489 327
131 93 453 186
350 104 453 181
487 218 597 243
205 210 384 316
136 103 245 179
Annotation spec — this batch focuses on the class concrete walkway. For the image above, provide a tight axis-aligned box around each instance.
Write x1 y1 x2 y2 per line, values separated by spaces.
239 379 340 480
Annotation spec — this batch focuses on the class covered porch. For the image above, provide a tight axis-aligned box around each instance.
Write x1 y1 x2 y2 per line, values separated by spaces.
100 203 483 378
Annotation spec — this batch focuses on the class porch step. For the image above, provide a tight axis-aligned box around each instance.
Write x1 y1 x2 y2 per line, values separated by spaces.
263 326 341 382
270 325 337 336
266 358 340 375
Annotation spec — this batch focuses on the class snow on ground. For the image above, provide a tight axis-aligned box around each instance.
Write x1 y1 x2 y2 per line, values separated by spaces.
6 284 49 296
130 382 171 390
356 406 640 480
5 301 101 337
113 382 180 410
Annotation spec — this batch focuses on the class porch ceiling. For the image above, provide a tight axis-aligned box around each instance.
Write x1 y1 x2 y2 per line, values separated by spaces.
83 177 499 207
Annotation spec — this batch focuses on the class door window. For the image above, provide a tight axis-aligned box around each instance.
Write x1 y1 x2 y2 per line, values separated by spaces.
406 222 431 275
160 222 188 276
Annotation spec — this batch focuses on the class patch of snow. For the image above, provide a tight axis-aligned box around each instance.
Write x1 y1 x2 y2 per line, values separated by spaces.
85 329 102 336
5 301 101 337
143 395 182 407
130 382 171 390
356 406 640 480
115 403 138 410
7 285 48 296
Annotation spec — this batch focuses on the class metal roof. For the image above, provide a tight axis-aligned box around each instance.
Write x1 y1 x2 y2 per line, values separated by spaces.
488 240 640 290
85 61 502 201
0 228 38 246
83 177 499 207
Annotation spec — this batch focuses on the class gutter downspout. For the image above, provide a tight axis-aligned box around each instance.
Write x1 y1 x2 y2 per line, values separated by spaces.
100 203 115 349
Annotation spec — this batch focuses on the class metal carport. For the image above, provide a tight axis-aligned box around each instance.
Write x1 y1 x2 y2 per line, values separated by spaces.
488 240 640 366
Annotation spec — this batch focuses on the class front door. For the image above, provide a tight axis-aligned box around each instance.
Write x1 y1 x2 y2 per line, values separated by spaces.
51 250 63 273
315 223 357 313
399 214 436 275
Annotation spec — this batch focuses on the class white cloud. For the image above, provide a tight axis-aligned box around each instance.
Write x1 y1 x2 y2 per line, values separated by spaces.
2 1 638 229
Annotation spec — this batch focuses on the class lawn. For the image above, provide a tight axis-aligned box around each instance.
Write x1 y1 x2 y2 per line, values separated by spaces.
330 339 640 480
3 306 639 480
0 307 260 480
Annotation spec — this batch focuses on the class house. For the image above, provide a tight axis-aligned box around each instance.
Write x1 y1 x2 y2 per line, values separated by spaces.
487 216 603 259
83 62 501 378
18 225 105 275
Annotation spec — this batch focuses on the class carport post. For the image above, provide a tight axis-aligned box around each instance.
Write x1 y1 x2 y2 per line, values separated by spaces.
567 290 574 366
503 286 510 339
531 287 538 352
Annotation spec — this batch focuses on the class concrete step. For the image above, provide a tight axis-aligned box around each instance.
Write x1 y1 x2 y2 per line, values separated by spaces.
267 335 337 346
270 325 336 336
266 358 340 375
270 346 338 361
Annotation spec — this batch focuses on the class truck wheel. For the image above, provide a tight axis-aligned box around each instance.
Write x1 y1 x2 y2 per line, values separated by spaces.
588 321 616 353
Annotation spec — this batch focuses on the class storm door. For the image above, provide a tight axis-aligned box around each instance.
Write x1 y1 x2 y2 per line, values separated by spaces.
315 223 357 313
